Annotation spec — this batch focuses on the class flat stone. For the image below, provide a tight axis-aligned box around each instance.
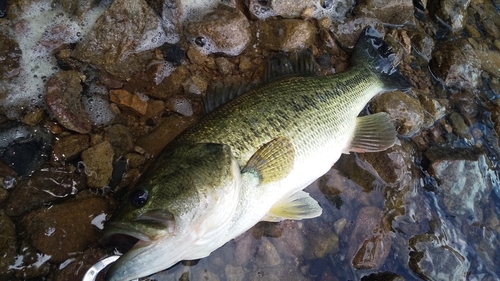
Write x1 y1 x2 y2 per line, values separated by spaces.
52 134 90 162
256 238 282 267
109 89 148 115
45 71 92 134
81 141 114 188
23 196 111 263
354 0 414 26
256 19 317 52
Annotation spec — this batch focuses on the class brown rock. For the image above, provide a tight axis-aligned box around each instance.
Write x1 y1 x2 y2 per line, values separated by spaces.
185 4 251 56
0 27 22 79
0 210 16 278
349 207 391 270
71 0 158 79
370 91 424 137
110 89 148 115
256 19 317 52
104 124 134 158
45 70 92 134
81 141 114 188
52 134 90 162
23 196 110 263
354 0 414 26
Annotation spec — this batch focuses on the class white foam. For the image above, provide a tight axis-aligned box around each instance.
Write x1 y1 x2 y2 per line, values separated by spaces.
83 84 115 126
0 0 112 118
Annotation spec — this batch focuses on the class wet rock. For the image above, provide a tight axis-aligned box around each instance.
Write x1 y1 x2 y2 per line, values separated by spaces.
185 4 251 56
224 264 244 281
0 122 52 177
215 57 236 76
307 225 339 259
415 89 447 128
427 0 471 32
354 0 414 26
476 49 500 78
256 19 317 52
109 89 148 115
22 107 45 126
23 196 111 263
248 0 355 22
54 248 110 281
493 107 500 147
104 124 134 158
430 40 481 91
45 70 92 134
5 165 87 217
370 91 424 137
0 27 22 79
52 134 90 162
81 141 114 188
335 153 386 192
349 207 391 270
124 152 145 168
256 238 282 267
409 30 435 61
332 18 384 49
448 111 472 140
0 210 16 280
166 97 193 117
361 272 405 281
160 43 186 66
0 0 6 18
183 74 208 95
12 239 51 279
424 146 496 217
135 115 197 156
232 231 258 266
72 0 160 79
408 233 469 281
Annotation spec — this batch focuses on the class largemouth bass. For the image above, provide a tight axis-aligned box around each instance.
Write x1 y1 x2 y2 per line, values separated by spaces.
102 26 412 281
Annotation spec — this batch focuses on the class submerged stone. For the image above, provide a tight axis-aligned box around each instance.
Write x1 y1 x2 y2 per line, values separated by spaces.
427 0 471 32
424 146 497 217
256 19 317 52
0 210 16 280
361 272 406 281
23 196 111 263
52 134 90 162
408 233 469 281
354 0 414 26
81 141 114 188
5 166 87 217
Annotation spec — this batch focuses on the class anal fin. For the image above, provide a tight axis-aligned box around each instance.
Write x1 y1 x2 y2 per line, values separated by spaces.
242 137 295 184
262 191 322 222
348 112 397 153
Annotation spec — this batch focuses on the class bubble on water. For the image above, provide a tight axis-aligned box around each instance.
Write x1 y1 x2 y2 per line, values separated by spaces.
82 92 115 126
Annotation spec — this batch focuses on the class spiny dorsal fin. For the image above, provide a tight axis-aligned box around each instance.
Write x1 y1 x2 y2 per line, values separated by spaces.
203 81 259 114
263 49 319 83
242 137 295 184
348 112 397 153
262 190 322 222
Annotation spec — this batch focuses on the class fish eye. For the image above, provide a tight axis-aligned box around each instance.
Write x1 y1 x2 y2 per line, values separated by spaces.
194 36 206 47
130 189 148 207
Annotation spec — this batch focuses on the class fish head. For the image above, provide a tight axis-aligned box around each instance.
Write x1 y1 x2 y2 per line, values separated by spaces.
102 143 245 281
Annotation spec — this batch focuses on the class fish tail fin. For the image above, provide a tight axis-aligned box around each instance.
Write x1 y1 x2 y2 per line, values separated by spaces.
351 26 412 92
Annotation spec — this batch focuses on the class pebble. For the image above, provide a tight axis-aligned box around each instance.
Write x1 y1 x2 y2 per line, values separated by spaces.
0 210 16 277
52 134 90 162
0 26 22 80
370 91 425 137
45 71 92 134
224 264 244 281
256 19 317 52
427 0 470 32
23 196 111 263
256 238 282 267
81 141 115 188
109 89 148 115
104 124 134 158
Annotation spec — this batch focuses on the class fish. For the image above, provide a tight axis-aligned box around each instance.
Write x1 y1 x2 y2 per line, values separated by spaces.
102 26 412 281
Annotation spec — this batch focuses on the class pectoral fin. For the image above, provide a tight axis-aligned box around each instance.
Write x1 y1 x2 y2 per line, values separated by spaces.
242 137 295 184
262 190 322 222
348 112 397 153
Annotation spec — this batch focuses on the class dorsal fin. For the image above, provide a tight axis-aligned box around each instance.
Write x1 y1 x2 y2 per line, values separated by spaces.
263 49 319 83
203 81 259 114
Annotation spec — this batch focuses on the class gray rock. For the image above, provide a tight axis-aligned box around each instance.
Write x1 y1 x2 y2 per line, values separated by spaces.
425 146 497 217
71 0 160 79
430 40 481 91
81 141 115 188
349 206 391 270
185 4 251 56
354 0 414 26
370 91 425 137
408 233 469 281
256 238 282 267
256 19 317 52
45 70 92 134
409 30 435 61
331 18 384 49
224 264 244 281
427 0 471 32
5 166 87 217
